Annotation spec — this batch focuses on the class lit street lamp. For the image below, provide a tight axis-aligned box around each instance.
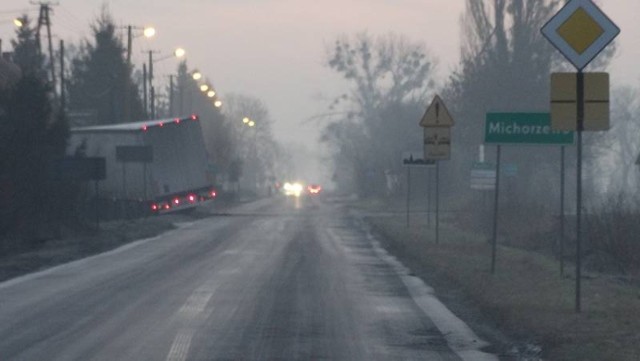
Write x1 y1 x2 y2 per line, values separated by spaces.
124 24 155 122
13 18 23 28
143 26 156 38
148 47 185 119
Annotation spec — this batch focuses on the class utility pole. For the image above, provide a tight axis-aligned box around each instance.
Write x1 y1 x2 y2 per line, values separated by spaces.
169 74 174 117
33 1 58 97
148 50 156 119
124 25 132 122
59 39 65 110
142 63 148 118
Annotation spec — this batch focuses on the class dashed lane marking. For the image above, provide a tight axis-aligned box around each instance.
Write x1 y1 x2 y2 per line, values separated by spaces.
166 328 194 361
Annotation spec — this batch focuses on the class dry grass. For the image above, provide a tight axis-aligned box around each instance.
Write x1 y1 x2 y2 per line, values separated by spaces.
365 212 640 361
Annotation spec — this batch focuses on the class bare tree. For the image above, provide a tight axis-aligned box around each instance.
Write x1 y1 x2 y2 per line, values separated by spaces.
322 33 437 196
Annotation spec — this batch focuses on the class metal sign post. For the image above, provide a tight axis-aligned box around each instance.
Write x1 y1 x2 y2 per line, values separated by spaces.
406 166 411 228
491 146 502 274
427 168 431 228
576 70 584 312
560 146 566 276
435 161 440 244
419 95 454 244
542 0 619 313
484 113 574 274
401 151 436 229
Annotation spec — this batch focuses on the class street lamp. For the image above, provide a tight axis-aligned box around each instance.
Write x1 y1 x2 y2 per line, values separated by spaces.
174 47 186 58
199 84 209 92
243 117 250 124
124 24 155 122
148 47 185 119
143 26 156 38
214 100 223 108
207 90 216 98
248 120 256 127
192 71 202 81
13 18 23 28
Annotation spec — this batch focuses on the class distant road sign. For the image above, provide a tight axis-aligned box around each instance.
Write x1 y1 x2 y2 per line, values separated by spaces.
551 72 609 131
485 113 574 145
419 95 454 128
402 151 436 167
471 162 496 191
541 0 620 70
424 128 451 160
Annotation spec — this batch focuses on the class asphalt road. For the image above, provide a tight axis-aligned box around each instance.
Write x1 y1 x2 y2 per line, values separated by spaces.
0 195 498 361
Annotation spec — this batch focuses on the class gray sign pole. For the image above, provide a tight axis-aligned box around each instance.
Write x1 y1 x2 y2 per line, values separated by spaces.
406 166 411 228
576 70 584 313
560 146 566 276
435 160 440 244
491 145 502 274
427 168 431 228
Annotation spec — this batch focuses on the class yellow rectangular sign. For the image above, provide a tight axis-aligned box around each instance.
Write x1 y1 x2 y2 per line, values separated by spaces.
550 72 609 131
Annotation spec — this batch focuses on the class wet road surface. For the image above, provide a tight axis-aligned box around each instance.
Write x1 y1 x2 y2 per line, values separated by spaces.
0 195 497 360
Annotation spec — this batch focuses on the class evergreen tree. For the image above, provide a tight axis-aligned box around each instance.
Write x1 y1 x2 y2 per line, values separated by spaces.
67 9 144 125
0 75 69 238
10 15 44 77
0 18 69 238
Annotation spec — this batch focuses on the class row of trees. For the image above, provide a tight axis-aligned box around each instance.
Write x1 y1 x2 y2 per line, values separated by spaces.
322 0 640 269
321 0 631 203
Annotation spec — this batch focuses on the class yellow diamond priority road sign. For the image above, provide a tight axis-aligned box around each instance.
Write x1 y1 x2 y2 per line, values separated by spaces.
541 0 619 70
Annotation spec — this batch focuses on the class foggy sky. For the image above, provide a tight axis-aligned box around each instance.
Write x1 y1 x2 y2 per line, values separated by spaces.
1 0 638 149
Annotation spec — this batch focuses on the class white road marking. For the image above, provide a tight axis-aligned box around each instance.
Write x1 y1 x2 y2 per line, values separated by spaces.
165 328 194 361
167 285 216 360
364 226 500 361
179 289 215 319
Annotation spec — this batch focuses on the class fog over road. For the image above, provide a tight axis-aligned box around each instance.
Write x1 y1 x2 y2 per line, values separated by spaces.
0 196 497 361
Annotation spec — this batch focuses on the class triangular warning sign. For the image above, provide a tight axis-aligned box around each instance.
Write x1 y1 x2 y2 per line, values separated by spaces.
419 95 454 127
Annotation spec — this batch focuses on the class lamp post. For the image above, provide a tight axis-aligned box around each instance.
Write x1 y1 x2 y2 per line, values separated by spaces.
124 25 154 122
148 47 185 119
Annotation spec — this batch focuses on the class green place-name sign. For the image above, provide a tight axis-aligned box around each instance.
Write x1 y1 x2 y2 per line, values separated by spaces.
485 112 574 145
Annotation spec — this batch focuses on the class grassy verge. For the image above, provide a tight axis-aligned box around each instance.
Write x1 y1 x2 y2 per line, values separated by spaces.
0 200 234 283
358 202 640 361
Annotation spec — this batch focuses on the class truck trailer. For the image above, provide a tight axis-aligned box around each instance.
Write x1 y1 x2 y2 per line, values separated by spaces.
67 114 217 214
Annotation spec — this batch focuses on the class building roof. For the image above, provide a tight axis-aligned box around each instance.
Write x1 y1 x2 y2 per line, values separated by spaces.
71 114 200 133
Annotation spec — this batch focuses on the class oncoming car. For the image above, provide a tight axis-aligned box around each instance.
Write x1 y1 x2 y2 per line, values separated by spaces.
283 182 304 197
